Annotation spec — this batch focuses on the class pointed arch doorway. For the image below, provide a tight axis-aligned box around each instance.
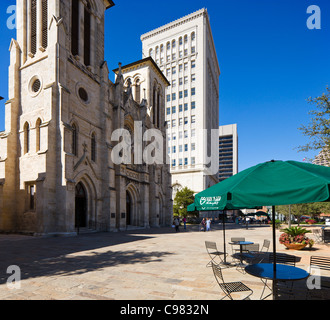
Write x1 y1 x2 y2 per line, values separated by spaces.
126 191 132 226
75 182 87 229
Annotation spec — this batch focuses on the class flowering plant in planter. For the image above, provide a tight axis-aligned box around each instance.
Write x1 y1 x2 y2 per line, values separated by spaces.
305 219 316 225
279 226 314 249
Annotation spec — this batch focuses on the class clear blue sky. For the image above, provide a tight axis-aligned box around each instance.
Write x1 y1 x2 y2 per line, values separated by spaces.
0 0 329 171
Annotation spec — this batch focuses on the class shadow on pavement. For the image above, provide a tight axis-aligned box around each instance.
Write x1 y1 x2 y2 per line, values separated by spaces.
0 232 174 285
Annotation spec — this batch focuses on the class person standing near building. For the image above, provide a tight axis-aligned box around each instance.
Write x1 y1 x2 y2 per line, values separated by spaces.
182 217 187 230
174 217 180 232
206 218 211 231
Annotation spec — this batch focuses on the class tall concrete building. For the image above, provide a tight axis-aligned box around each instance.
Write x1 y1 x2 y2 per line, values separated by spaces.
0 0 172 235
313 148 330 167
141 8 220 195
219 124 238 182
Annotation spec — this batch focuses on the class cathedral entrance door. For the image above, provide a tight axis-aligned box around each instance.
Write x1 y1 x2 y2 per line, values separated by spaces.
126 192 132 226
75 182 87 229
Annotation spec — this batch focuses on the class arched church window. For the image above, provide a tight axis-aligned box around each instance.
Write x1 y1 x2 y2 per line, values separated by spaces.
84 1 92 66
157 88 161 128
72 123 78 156
31 0 37 55
91 133 96 162
36 118 42 152
24 122 30 154
42 0 48 49
135 79 141 104
153 86 156 126
71 0 79 56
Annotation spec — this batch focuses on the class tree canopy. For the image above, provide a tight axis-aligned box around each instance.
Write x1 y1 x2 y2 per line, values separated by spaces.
298 86 330 160
173 187 196 217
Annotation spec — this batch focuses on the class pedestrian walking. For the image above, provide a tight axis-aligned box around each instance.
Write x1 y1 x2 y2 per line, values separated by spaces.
182 217 187 230
200 218 206 232
174 217 180 232
206 218 211 231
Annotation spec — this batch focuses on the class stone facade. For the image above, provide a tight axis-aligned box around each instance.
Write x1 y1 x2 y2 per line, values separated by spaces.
0 0 172 235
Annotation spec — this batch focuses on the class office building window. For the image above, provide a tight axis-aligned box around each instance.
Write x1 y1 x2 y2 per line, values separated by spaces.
191 157 196 165
191 88 196 96
191 115 196 124
172 159 176 167
191 143 196 151
179 104 183 112
191 60 196 68
172 106 176 114
167 107 171 115
191 102 196 109
184 103 188 111
172 93 176 101
167 94 171 102
184 117 188 125
172 146 176 154
184 144 188 152
184 158 188 165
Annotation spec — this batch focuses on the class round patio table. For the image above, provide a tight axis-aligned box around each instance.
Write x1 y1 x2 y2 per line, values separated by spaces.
229 241 254 264
245 263 309 281
245 263 310 300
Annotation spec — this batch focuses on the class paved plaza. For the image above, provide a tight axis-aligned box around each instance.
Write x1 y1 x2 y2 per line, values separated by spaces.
0 223 329 300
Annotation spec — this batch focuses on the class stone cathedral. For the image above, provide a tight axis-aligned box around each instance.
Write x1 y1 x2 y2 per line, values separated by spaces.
0 0 172 235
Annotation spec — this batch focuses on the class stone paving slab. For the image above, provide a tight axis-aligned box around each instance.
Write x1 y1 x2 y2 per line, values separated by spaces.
0 223 329 300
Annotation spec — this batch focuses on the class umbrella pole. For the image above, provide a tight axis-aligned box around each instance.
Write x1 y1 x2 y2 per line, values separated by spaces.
221 211 230 266
272 205 277 300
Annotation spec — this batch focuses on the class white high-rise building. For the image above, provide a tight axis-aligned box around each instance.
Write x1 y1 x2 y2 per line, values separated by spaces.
141 8 220 195
219 124 238 182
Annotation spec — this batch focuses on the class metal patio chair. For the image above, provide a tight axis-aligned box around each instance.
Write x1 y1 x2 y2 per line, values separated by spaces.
240 244 261 265
211 262 253 300
205 241 227 267
312 229 323 243
308 256 330 299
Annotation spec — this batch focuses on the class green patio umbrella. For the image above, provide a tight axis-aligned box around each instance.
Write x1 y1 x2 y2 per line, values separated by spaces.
188 160 330 298
245 211 269 217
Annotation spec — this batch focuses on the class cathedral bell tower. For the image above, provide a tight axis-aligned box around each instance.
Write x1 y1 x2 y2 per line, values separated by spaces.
0 0 115 234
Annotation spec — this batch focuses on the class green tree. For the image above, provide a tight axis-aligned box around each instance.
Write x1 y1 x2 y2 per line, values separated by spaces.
173 187 196 217
298 86 330 161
